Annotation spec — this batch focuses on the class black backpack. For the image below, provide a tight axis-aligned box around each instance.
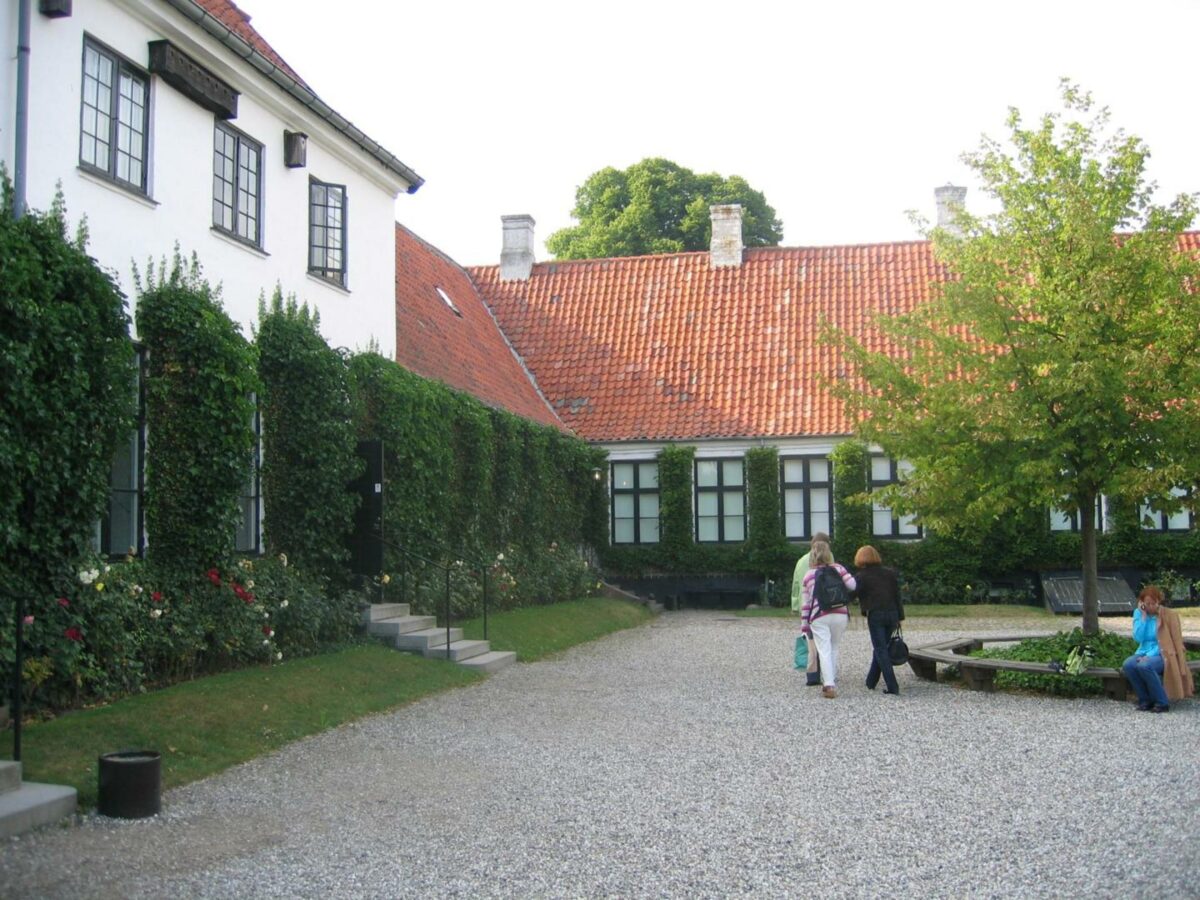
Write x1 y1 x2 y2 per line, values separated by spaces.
813 565 849 612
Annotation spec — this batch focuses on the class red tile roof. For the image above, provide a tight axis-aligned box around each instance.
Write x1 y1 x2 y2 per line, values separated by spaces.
447 230 1200 444
193 0 307 86
468 242 957 442
394 224 566 430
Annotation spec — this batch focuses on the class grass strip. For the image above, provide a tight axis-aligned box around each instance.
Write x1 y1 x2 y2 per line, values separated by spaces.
1 642 480 809
460 597 654 661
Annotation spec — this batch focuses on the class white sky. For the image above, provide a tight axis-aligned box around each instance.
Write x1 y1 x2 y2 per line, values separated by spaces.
236 0 1200 268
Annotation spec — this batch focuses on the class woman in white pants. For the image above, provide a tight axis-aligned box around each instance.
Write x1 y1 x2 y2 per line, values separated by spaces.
800 541 856 699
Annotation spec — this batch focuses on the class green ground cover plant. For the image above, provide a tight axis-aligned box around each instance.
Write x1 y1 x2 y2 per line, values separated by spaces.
2 597 655 810
460 597 653 661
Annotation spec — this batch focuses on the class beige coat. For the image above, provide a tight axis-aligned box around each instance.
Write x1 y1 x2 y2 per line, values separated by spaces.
1157 606 1195 703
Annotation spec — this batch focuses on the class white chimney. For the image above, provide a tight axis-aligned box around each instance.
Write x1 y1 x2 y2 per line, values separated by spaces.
709 204 744 268
934 185 967 234
500 214 536 281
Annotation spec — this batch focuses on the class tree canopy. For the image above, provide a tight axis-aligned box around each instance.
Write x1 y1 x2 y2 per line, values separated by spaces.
827 82 1200 634
546 158 783 259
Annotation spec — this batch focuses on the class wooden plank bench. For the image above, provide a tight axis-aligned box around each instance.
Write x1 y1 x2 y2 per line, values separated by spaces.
907 634 1200 701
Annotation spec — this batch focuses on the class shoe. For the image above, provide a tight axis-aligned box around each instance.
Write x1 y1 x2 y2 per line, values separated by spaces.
1150 704 1169 713
821 686 837 699
865 682 877 691
1136 702 1152 712
805 673 821 687
882 688 900 695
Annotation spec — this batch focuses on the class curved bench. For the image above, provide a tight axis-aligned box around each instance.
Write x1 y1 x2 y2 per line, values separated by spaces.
908 634 1200 701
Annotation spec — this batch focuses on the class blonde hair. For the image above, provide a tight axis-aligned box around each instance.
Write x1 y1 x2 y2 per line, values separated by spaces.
854 545 882 567
809 540 833 567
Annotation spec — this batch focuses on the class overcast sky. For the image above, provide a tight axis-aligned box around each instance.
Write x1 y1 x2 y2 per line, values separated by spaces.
236 0 1200 268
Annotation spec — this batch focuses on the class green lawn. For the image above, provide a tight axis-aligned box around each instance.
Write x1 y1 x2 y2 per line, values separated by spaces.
2 597 654 809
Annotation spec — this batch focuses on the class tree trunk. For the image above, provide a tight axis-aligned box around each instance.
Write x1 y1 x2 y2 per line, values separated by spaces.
1080 490 1099 636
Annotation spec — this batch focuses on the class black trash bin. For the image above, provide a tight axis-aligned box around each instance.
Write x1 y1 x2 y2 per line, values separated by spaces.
98 750 161 818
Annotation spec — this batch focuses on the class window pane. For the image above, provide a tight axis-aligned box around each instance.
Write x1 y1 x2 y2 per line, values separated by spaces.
810 488 830 514
697 518 719 542
109 491 138 557
898 514 920 536
696 460 718 487
724 491 744 516
697 493 718 516
783 488 803 514
724 516 745 542
722 460 743 486
639 463 658 489
811 511 831 535
613 463 634 490
641 519 660 543
639 494 659 518
613 495 634 518
871 457 892 481
809 459 829 481
897 459 914 478
1050 509 1073 531
783 460 804 483
1166 508 1190 530
785 512 804 537
614 520 635 543
873 508 894 535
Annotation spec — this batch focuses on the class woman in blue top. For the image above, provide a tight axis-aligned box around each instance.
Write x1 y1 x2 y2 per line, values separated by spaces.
1122 586 1170 712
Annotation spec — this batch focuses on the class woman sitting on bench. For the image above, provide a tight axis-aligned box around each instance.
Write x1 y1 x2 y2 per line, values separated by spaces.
1122 586 1195 713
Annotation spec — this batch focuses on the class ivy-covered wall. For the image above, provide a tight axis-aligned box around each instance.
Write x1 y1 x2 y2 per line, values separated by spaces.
597 438 1200 604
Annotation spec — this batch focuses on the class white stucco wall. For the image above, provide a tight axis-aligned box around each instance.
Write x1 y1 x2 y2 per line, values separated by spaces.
1 0 410 357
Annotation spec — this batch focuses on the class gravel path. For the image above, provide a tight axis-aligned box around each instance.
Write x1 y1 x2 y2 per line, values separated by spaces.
2 610 1197 899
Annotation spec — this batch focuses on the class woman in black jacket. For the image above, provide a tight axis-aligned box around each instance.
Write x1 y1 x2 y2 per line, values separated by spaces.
852 545 903 695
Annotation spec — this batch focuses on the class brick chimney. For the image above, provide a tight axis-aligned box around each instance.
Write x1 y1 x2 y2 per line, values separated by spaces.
500 214 536 281
709 204 744 268
934 185 967 234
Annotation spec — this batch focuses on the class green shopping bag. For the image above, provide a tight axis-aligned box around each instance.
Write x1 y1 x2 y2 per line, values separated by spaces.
794 635 809 669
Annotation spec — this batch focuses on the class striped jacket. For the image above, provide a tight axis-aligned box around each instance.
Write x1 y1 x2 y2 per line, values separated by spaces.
801 563 856 630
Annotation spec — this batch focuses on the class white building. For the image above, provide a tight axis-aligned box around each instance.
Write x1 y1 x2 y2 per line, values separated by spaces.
1 0 422 357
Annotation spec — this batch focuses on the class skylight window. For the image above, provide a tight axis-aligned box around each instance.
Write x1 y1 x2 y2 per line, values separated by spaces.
435 286 462 317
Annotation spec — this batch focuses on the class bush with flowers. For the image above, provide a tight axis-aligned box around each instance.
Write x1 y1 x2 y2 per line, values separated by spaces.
0 551 362 716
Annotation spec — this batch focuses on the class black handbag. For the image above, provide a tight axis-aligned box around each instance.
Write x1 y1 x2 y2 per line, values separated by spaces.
888 626 910 666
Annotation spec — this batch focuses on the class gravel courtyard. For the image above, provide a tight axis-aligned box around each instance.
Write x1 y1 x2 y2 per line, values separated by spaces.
1 610 1197 899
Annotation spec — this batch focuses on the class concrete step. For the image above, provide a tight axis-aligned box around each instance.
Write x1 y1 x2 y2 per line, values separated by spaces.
367 615 437 638
363 603 411 623
422 639 491 662
1 760 21 795
457 650 517 674
394 627 462 652
0 770 77 839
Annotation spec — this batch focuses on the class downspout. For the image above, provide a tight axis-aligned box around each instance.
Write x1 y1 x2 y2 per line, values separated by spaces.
12 0 31 217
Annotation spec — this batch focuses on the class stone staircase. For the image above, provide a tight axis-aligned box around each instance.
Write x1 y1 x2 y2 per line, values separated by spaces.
0 759 77 838
365 603 516 673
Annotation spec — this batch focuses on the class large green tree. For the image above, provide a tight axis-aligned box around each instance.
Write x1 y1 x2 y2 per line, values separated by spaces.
546 157 783 259
828 83 1200 635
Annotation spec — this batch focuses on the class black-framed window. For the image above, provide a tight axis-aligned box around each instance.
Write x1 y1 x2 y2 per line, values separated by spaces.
1049 497 1105 533
870 456 921 538
94 345 146 558
611 461 659 544
696 458 745 543
235 400 261 554
213 122 262 246
781 456 832 541
309 179 347 287
80 36 149 193
1139 490 1193 532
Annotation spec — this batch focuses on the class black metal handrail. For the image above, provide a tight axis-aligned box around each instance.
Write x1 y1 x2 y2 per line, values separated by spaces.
371 534 491 657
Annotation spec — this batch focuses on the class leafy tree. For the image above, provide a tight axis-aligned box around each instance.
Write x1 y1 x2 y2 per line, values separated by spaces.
546 158 783 259
827 83 1200 635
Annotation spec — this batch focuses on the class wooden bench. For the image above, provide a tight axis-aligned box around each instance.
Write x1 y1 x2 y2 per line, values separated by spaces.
907 634 1200 701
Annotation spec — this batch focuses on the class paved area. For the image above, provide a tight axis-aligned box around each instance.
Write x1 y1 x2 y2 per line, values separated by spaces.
1 610 1197 898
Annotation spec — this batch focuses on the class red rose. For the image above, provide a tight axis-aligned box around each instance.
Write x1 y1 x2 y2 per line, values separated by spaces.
151 591 163 603
64 627 83 642
207 568 222 585
57 597 70 608
262 625 272 635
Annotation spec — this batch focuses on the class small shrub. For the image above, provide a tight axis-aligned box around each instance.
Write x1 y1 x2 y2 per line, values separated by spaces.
972 629 1137 697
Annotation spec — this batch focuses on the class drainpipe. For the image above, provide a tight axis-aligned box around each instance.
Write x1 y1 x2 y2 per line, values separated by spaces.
13 0 31 218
